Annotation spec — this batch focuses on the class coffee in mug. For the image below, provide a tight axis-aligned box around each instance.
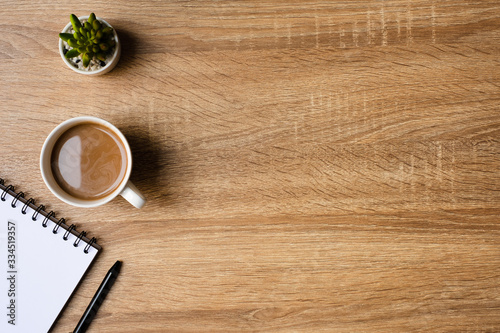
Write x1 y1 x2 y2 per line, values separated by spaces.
51 122 128 200
41 117 146 208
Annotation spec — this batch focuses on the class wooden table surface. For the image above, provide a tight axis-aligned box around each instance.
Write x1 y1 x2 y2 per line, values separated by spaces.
1 1 500 332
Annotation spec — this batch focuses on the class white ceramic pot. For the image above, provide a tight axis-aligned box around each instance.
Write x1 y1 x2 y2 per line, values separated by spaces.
59 15 121 75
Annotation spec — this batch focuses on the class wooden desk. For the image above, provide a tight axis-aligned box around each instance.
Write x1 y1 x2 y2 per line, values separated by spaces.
1 1 499 332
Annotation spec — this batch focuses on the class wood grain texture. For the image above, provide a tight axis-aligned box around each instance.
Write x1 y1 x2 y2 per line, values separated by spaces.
0 0 499 332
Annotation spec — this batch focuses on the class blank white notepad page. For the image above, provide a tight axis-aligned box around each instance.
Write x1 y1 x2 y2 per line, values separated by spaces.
0 189 98 332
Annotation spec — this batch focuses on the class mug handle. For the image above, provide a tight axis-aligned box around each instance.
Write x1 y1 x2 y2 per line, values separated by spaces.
120 180 146 208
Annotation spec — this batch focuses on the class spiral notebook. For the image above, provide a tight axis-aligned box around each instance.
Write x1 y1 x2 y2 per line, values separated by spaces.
0 178 101 332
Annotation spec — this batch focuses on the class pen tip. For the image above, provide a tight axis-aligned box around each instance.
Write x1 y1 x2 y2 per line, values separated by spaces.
112 260 122 272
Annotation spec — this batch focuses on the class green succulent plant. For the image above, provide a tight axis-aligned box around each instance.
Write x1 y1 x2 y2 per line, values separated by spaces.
59 13 116 67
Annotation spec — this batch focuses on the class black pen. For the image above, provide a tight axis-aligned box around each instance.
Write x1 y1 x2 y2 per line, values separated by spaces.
74 261 122 333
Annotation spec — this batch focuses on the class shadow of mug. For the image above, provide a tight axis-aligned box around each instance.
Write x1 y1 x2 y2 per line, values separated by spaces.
120 126 179 206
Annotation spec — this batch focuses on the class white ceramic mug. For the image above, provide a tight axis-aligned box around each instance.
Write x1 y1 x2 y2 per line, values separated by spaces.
40 116 146 208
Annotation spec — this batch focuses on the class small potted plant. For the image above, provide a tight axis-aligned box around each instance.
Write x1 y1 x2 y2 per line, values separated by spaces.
59 13 121 75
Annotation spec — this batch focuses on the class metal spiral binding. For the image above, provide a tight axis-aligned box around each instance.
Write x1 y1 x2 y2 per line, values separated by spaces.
74 231 87 247
63 224 76 241
1 185 14 201
32 205 45 221
21 197 35 215
42 211 55 228
0 177 100 253
11 191 24 208
53 218 65 234
84 237 96 254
